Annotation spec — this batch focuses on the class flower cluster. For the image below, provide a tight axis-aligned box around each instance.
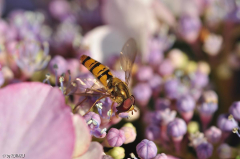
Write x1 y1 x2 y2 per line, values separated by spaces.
1 0 240 159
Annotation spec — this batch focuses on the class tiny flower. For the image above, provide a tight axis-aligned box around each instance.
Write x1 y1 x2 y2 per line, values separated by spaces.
217 114 238 132
154 153 167 159
154 98 170 111
145 124 161 141
120 123 137 144
148 49 164 67
164 78 180 99
176 95 195 122
197 90 218 129
167 118 187 138
66 58 80 79
106 147 125 159
167 49 188 69
229 101 240 121
196 142 213 159
187 121 199 134
14 40 50 76
160 108 177 125
189 132 207 148
203 33 223 56
178 14 201 43
177 95 195 113
49 0 72 21
190 71 209 89
136 66 154 82
158 59 174 77
136 139 157 159
217 143 235 159
48 55 68 77
205 126 222 144
133 83 152 107
148 74 162 92
197 61 211 75
84 112 101 130
106 128 126 147
91 128 107 138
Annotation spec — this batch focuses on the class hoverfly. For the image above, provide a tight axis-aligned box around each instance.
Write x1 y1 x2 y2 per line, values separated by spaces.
73 38 137 118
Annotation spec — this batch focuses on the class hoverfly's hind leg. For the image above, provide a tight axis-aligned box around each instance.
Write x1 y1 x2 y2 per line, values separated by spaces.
84 95 110 115
73 97 88 113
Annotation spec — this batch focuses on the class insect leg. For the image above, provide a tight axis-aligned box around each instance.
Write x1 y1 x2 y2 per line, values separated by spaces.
73 97 88 113
109 102 115 121
84 95 110 115
86 88 107 94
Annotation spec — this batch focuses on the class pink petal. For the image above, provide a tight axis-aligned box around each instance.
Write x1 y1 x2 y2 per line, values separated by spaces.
75 142 103 159
0 82 75 159
72 114 91 157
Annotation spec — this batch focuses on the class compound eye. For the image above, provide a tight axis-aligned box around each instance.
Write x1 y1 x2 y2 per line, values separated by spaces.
123 96 135 110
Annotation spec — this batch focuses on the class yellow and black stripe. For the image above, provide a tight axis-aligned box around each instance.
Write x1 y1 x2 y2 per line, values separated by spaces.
80 55 113 87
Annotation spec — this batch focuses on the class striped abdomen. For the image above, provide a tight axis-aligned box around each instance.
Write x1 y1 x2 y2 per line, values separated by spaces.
80 55 113 87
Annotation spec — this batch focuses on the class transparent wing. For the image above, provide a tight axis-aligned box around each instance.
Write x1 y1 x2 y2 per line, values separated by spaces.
74 75 107 95
120 38 137 85
70 74 109 113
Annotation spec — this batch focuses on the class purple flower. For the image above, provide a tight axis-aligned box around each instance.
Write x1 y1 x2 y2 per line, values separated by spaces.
196 142 213 159
106 128 125 147
217 114 238 132
136 139 157 159
178 14 201 43
190 71 209 89
91 128 107 138
136 66 154 82
217 143 234 159
133 83 152 107
177 95 195 113
145 124 161 141
14 40 50 76
148 74 162 92
154 98 170 111
158 59 174 77
229 101 240 121
154 153 167 159
205 126 222 144
164 78 180 99
164 78 187 99
84 112 101 129
167 118 187 138
48 55 68 76
49 0 72 21
120 125 137 144
148 50 164 67
9 11 50 41
197 90 218 115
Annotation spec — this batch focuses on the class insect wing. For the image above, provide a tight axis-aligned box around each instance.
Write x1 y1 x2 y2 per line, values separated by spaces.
120 38 137 85
74 75 106 95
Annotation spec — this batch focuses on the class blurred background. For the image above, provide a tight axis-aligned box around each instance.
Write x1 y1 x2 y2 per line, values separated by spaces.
1 0 240 158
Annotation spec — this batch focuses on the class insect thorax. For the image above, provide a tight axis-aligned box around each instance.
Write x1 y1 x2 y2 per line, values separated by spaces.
107 77 131 104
